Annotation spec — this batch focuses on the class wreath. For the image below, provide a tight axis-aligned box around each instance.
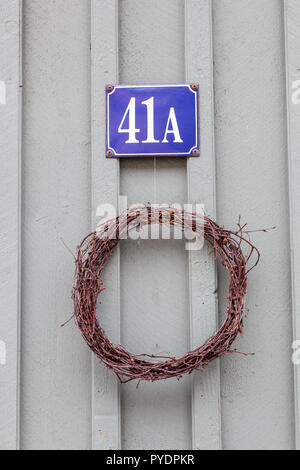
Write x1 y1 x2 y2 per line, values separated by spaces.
72 206 260 383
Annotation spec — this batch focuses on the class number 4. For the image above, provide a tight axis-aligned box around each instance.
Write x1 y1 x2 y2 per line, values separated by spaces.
118 97 140 143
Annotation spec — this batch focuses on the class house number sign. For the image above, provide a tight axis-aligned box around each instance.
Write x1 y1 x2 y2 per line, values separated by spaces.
106 84 199 157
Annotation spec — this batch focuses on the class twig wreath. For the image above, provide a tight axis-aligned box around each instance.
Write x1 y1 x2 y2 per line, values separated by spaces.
72 206 260 383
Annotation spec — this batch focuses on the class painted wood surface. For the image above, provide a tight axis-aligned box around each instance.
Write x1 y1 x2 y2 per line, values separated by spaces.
119 0 191 450
21 0 91 449
284 0 300 450
91 0 121 450
186 0 221 450
0 0 22 450
4 0 296 449
214 0 294 450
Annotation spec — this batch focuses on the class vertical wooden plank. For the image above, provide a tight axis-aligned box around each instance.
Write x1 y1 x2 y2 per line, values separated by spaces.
186 0 221 449
0 0 22 450
91 0 121 450
119 0 191 450
284 0 300 449
22 0 91 449
214 0 292 450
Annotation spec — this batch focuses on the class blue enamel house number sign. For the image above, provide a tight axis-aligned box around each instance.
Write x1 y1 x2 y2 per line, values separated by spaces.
106 84 199 157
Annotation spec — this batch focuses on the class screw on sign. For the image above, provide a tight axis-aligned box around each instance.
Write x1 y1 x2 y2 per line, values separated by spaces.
106 84 199 157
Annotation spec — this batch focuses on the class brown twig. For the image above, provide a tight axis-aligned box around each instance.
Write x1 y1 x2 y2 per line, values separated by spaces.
72 206 261 383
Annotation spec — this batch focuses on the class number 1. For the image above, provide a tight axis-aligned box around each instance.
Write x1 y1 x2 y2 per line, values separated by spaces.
141 97 159 143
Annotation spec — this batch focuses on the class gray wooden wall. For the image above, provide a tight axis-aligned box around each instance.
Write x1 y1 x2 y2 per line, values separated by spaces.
1 0 299 450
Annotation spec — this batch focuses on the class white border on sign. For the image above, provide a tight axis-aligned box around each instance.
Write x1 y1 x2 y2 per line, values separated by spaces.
106 84 198 156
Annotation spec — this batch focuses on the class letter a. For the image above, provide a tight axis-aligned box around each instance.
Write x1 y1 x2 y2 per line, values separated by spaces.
162 107 183 143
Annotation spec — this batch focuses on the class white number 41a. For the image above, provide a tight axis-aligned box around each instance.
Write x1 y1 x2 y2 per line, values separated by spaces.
118 97 183 144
